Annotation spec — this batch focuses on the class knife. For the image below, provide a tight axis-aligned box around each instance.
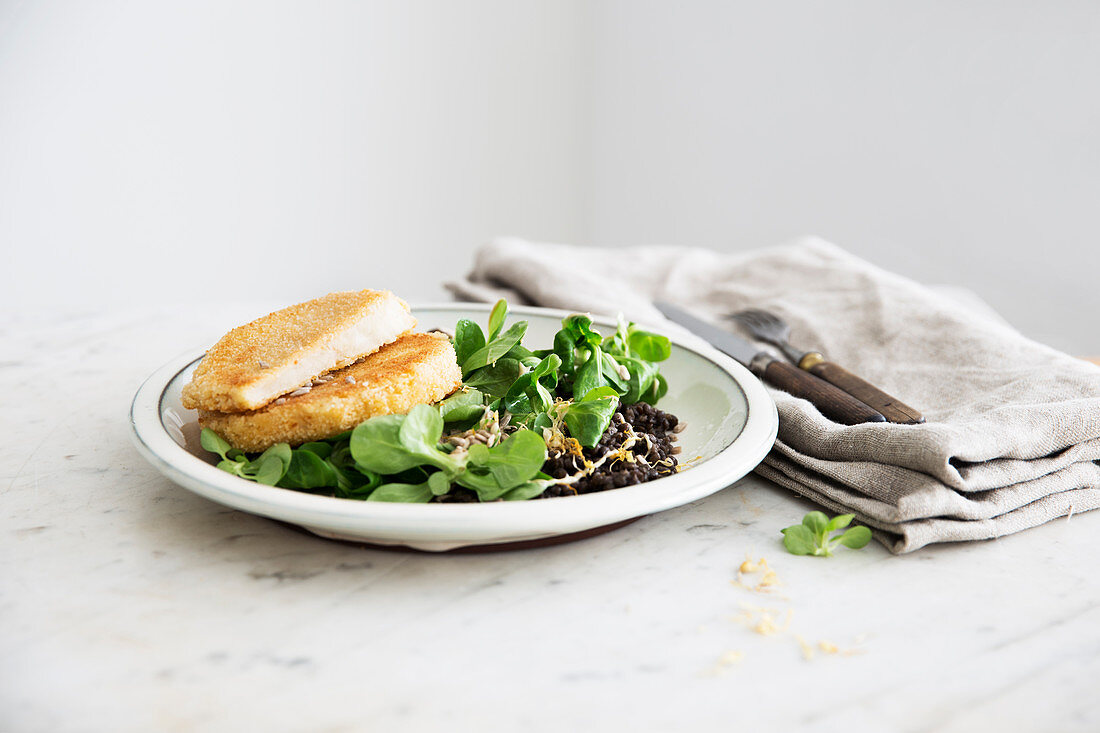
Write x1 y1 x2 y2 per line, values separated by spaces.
655 302 886 425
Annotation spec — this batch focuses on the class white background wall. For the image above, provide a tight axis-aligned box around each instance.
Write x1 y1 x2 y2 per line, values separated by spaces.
3 2 1098 351
582 1 1100 352
0 1 587 307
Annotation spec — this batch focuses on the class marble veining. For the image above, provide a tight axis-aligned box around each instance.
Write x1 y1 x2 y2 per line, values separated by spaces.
2 305 1099 732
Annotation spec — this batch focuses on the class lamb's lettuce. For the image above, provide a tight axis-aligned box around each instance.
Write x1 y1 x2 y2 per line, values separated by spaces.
348 404 547 502
562 387 620 448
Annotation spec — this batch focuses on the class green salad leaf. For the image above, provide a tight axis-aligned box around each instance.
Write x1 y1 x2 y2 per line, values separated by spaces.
627 328 672 362
352 405 462 475
548 312 670 406
200 428 238 461
500 481 552 501
367 481 434 503
781 511 872 556
487 298 508 341
327 441 381 497
463 359 523 398
562 387 620 448
453 318 486 367
454 429 547 500
503 354 561 420
436 388 487 423
279 449 337 489
460 322 528 375
202 428 292 486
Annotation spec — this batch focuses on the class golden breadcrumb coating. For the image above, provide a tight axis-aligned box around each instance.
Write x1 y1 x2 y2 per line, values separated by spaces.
181 290 416 413
198 333 461 452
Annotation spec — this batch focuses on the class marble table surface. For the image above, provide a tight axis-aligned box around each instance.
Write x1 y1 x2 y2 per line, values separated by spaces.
3 304 1099 733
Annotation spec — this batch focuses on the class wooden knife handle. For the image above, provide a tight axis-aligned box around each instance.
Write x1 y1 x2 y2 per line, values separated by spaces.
763 360 887 425
803 358 925 424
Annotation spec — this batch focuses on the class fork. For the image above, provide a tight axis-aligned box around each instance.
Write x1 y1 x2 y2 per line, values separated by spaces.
731 308 925 424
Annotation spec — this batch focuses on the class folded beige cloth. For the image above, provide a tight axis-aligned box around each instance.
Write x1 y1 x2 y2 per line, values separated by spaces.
448 236 1100 552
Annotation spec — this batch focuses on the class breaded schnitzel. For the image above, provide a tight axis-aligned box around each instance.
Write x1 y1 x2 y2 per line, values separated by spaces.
198 333 462 451
181 290 415 412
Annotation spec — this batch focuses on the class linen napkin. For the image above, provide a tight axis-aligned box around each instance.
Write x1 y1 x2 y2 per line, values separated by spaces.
448 236 1100 552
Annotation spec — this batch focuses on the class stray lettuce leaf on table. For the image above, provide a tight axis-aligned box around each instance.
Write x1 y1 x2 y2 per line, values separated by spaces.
781 511 872 556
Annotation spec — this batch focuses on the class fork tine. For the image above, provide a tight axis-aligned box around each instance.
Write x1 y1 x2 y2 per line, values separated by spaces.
731 309 770 330
731 308 793 345
730 309 761 324
739 308 778 326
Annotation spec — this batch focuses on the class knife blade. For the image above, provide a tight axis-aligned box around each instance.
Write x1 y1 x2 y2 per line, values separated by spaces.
655 302 886 425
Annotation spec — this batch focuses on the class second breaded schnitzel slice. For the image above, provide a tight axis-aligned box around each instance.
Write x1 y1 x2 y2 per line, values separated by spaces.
181 290 416 413
198 333 462 452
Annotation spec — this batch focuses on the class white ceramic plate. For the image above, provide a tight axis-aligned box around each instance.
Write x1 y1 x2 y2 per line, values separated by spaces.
130 304 777 551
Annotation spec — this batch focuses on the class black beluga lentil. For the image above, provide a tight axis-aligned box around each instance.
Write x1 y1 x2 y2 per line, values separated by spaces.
539 403 680 498
431 403 681 502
